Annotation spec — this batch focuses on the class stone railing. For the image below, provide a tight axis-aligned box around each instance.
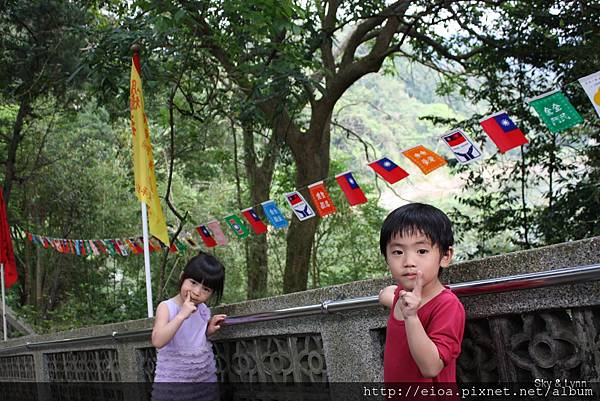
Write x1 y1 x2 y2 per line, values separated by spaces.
0 236 599 393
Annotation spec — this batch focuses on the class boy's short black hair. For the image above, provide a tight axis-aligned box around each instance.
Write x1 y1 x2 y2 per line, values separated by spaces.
379 203 454 258
179 251 225 304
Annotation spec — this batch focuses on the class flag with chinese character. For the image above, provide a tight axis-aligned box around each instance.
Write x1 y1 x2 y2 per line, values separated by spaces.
0 191 17 288
261 200 289 229
130 52 169 245
308 181 336 217
440 129 483 165
285 191 316 221
196 225 217 248
368 157 409 184
402 145 447 174
527 90 583 132
579 70 600 118
207 220 229 246
479 111 528 153
241 207 268 234
224 214 250 239
335 171 368 206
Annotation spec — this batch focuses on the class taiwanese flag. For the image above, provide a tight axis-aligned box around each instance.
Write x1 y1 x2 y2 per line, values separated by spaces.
196 225 217 248
368 157 409 184
335 171 368 206
242 207 268 234
0 191 18 288
479 111 528 153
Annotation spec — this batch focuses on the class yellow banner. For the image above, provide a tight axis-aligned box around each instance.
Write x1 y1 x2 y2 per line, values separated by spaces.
130 57 169 245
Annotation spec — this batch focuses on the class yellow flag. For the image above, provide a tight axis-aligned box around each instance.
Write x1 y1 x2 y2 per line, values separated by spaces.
130 55 169 245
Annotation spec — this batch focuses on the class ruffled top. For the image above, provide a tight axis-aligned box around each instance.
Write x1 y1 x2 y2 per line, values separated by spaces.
153 299 217 383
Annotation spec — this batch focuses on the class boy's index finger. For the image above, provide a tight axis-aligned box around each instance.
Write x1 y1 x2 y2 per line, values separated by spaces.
413 271 424 296
186 291 191 302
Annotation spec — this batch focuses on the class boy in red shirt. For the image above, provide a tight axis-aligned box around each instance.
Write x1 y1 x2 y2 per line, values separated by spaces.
379 203 465 387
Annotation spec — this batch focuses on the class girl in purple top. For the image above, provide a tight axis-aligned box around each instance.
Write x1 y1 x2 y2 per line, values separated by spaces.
151 252 227 382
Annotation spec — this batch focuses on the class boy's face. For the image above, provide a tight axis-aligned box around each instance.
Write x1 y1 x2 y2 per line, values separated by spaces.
385 231 453 292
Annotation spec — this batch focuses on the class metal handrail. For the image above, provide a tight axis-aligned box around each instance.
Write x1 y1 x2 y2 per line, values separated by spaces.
1 263 599 354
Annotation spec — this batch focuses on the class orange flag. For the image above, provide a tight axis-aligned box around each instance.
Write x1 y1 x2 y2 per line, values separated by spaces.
308 181 336 217
130 53 169 245
401 145 447 175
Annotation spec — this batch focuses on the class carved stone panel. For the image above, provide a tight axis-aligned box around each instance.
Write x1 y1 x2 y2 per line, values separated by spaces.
215 334 327 383
45 349 121 382
0 354 35 381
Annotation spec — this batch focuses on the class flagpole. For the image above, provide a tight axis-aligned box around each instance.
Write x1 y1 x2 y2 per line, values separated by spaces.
1 263 6 341
141 202 154 318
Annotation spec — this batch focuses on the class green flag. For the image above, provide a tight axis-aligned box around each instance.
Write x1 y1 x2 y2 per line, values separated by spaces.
527 90 583 133
224 214 250 239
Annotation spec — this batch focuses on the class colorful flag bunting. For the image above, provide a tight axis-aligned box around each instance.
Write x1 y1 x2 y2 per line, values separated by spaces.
196 225 217 248
116 239 129 256
224 214 250 239
402 145 447 174
0 191 17 288
440 129 483 165
88 240 99 256
479 111 528 153
241 208 268 234
285 191 316 222
308 181 336 217
261 200 289 229
527 90 583 132
368 157 409 184
335 171 368 206
578 70 600 118
130 52 169 245
95 240 107 254
207 220 229 246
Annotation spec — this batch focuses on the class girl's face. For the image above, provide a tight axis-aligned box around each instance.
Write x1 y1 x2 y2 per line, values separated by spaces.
180 277 214 305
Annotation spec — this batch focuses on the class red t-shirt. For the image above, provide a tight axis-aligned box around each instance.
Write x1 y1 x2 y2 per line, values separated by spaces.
384 286 465 383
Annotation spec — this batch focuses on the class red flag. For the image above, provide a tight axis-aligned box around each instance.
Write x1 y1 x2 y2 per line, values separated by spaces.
335 171 368 206
308 181 337 217
0 192 17 288
368 157 409 184
196 225 217 248
479 111 528 153
241 208 268 234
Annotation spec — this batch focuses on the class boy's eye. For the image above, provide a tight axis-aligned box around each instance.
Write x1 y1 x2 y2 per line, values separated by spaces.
391 250 403 255
417 249 429 255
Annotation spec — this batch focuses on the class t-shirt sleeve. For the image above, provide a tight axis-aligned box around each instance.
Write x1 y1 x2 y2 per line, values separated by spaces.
426 295 466 367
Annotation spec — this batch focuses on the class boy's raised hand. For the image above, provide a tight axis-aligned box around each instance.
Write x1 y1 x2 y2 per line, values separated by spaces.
207 314 227 336
398 271 424 319
178 291 197 320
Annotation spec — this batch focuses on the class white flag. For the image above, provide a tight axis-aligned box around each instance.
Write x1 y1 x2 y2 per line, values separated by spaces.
440 128 483 164
284 191 315 221
578 70 600 118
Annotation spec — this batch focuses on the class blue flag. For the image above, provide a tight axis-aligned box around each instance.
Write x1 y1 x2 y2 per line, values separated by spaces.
261 200 289 229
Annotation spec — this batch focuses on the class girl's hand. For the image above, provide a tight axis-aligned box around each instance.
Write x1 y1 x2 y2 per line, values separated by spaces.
207 314 227 336
178 291 197 320
398 271 423 319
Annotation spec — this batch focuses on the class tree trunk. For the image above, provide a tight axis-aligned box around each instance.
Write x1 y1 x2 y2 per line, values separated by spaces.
283 116 331 293
241 121 280 299
3 99 30 206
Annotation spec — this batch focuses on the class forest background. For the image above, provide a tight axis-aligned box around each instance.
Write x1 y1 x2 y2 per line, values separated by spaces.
1 0 599 334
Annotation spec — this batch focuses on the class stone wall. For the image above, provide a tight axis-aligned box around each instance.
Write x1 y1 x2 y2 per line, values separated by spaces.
0 236 599 387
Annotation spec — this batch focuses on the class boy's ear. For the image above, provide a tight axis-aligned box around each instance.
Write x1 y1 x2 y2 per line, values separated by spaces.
440 247 454 268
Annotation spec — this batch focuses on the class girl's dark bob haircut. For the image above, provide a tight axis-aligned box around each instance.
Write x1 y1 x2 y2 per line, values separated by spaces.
178 251 225 304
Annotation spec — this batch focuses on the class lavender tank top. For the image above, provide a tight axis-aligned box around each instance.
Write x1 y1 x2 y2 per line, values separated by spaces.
153 298 218 383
